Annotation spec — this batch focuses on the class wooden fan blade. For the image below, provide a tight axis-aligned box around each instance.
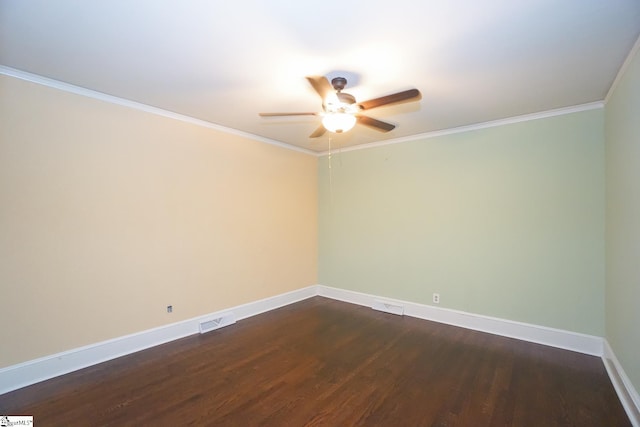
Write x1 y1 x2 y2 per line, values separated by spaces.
259 112 318 117
357 115 396 132
357 89 421 111
306 76 333 100
309 125 327 138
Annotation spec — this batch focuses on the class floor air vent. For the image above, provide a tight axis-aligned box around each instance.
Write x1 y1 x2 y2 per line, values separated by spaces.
372 300 404 316
199 311 236 334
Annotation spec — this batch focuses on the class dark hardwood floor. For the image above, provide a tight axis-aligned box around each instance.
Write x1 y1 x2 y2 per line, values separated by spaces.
0 297 631 426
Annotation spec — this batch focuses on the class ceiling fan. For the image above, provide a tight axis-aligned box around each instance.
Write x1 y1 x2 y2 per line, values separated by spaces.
259 76 421 138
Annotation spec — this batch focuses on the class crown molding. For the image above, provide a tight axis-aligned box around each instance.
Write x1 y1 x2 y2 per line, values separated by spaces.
605 33 640 105
0 66 317 157
1 65 608 159
318 101 605 156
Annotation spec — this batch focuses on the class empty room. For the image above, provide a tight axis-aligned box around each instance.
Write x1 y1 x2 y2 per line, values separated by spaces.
1 1 639 426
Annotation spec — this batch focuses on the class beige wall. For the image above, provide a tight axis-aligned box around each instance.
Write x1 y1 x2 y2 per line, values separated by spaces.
0 75 318 368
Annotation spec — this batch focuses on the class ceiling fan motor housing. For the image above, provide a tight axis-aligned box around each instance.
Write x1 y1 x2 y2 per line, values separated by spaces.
324 77 357 113
336 92 356 105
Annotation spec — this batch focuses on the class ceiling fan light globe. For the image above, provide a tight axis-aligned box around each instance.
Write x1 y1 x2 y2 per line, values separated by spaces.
322 113 356 133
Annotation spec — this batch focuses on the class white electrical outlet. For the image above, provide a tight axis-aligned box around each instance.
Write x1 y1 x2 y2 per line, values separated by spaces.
432 293 440 304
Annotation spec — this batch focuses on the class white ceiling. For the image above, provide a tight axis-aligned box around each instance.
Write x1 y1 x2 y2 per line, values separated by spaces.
1 1 639 153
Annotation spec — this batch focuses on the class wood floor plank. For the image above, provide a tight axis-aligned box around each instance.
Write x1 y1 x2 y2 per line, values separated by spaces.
0 297 631 426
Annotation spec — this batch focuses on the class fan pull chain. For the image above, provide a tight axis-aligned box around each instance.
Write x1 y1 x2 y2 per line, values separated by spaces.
328 137 333 205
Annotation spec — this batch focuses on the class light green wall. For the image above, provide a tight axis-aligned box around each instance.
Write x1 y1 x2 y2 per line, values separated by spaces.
605 45 640 393
319 109 605 336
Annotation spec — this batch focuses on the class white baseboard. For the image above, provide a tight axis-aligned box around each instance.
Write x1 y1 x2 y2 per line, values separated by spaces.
0 285 317 395
317 285 603 356
317 286 640 423
603 340 640 426
3 281 632 420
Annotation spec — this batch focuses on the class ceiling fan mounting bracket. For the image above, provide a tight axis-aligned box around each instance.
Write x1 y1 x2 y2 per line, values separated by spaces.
331 77 347 92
